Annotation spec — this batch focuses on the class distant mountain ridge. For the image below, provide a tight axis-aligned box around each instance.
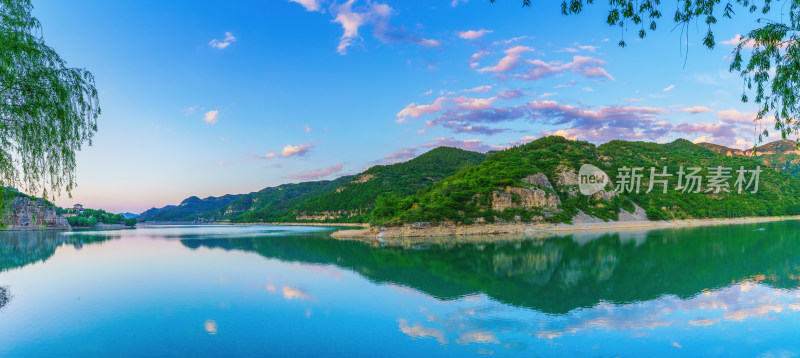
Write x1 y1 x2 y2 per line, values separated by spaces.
139 146 486 223
139 194 242 222
698 139 800 178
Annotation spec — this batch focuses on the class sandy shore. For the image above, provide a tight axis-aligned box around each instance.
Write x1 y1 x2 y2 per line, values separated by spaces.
330 215 800 245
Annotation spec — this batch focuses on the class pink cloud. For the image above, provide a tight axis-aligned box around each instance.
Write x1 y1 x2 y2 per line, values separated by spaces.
682 106 713 114
331 0 440 55
492 35 527 46
516 56 614 81
281 143 315 157
717 109 755 124
203 110 219 124
458 29 493 40
396 96 448 122
477 46 534 73
452 96 494 111
291 163 343 180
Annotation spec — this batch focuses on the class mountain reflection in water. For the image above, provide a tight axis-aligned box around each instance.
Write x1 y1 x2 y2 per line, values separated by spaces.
179 222 800 314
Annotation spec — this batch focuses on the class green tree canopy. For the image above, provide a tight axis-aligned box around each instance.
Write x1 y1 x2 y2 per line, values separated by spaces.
494 0 800 144
1 0 99 199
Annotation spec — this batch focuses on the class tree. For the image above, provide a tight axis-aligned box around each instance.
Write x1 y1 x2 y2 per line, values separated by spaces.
494 0 799 144
124 217 137 227
1 0 100 200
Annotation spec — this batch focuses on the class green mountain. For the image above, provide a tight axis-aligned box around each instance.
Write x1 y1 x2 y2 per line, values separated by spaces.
221 178 353 222
698 139 800 177
284 146 487 222
373 136 800 225
139 194 241 222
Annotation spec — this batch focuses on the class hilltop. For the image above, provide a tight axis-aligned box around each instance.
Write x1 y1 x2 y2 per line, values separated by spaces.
698 139 800 177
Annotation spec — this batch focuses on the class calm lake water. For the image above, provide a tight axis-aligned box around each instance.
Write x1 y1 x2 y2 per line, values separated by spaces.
2 222 800 357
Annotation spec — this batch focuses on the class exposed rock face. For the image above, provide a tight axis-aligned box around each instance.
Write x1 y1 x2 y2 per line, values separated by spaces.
555 165 579 186
491 186 561 212
523 173 555 191
489 173 561 212
351 174 375 184
2 196 71 231
296 209 364 221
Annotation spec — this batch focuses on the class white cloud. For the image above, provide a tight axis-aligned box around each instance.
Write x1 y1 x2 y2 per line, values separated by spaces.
289 0 323 12
458 29 492 40
265 152 276 159
663 84 675 92
203 110 219 124
209 32 236 49
304 124 312 133
492 35 527 46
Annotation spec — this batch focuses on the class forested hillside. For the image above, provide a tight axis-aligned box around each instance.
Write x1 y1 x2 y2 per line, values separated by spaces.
139 194 241 222
371 137 800 225
285 147 486 222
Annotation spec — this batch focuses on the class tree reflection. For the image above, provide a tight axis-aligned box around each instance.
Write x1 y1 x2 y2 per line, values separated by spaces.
181 221 800 314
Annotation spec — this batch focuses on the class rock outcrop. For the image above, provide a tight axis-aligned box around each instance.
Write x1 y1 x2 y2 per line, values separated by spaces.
2 196 71 231
490 173 561 212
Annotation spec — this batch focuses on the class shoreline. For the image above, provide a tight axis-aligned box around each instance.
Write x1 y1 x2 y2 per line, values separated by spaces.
138 221 369 228
330 215 800 245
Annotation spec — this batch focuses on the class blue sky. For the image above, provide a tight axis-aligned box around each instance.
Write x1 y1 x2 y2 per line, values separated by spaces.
32 0 766 213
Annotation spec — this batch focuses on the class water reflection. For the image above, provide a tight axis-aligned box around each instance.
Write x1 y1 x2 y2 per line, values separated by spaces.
179 221 800 314
2 222 800 356
0 231 117 273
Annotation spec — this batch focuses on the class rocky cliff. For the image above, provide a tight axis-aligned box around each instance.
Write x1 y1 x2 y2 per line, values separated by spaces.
2 196 71 231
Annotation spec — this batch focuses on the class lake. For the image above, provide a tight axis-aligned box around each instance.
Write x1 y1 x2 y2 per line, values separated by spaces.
2 222 800 357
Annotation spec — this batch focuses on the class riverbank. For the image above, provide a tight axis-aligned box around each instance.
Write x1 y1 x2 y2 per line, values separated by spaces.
330 215 800 245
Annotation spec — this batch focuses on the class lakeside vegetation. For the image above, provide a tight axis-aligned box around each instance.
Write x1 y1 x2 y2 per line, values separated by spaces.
57 207 135 228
